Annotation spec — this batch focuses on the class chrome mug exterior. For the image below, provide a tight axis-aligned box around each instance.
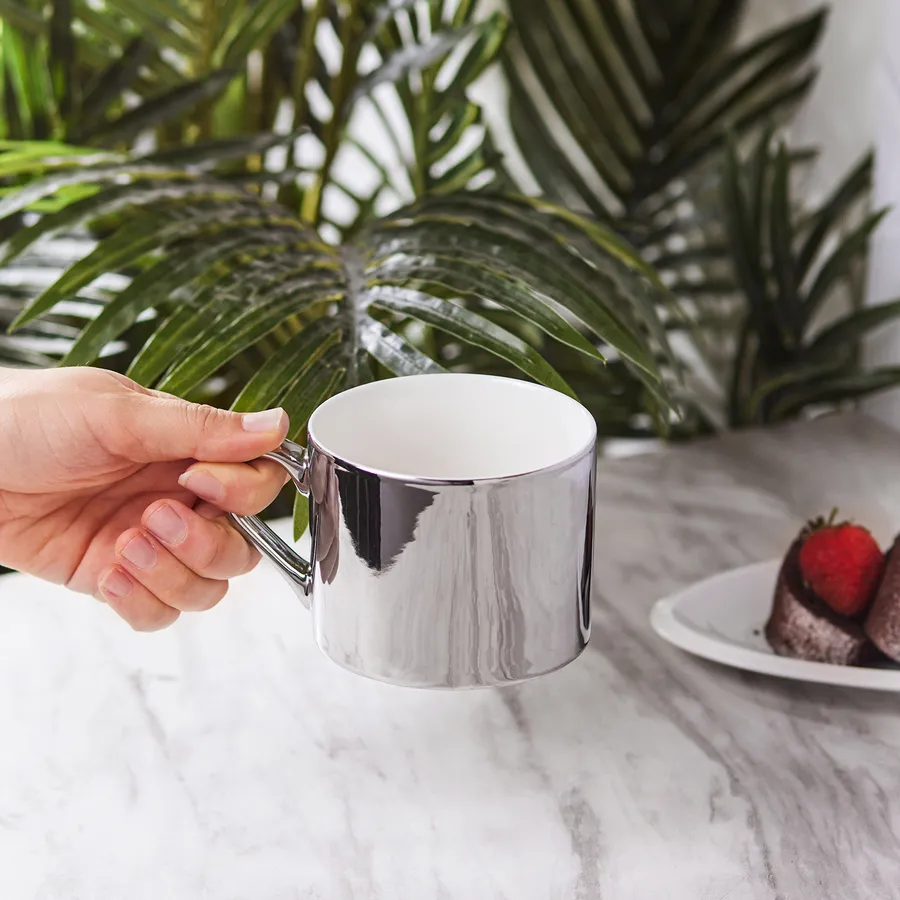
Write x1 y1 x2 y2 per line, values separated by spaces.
230 380 596 689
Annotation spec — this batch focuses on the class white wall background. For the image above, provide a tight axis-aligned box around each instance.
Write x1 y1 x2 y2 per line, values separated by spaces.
859 1 900 427
741 0 883 202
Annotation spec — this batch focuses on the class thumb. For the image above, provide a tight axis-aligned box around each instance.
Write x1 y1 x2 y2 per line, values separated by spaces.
112 393 289 463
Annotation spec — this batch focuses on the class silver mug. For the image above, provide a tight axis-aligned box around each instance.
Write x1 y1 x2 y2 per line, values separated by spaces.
230 374 596 689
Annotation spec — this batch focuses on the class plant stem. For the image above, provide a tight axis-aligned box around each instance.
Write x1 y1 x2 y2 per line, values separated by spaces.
280 0 327 210
728 318 752 428
412 68 433 195
301 0 365 226
196 0 218 138
340 243 366 387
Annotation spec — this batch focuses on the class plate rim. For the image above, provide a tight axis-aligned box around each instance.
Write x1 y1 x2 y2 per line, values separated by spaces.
650 559 900 691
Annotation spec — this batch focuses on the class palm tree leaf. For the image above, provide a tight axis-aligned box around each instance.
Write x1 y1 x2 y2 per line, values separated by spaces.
293 491 309 543
505 66 612 219
134 248 343 387
769 143 796 337
0 140 674 432
796 150 874 281
657 71 818 191
280 358 347 440
10 201 305 330
721 137 779 340
358 3 506 200
809 298 900 354
771 368 900 420
433 13 508 115
0 161 191 220
128 246 341 385
277 350 350 543
60 232 286 366
743 360 841 422
747 125 774 237
367 253 603 361
70 38 154 142
0 179 249 265
90 69 237 146
49 0 75 120
130 0 199 28
233 318 344 412
367 284 573 395
504 0 824 213
142 130 301 168
427 101 480 167
504 3 632 194
366 214 654 376
68 3 182 84
114 0 200 32
803 208 888 328
382 191 663 299
358 314 445 376
97 0 198 57
126 294 221 385
362 0 421 39
350 23 475 106
0 131 295 192
218 0 300 68
2 22 54 139
0 148 119 179
0 1 43 35
428 143 499 194
669 11 825 135
157 272 343 395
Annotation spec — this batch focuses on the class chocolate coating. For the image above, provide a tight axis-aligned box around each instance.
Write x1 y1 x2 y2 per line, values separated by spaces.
864 536 900 662
765 541 879 666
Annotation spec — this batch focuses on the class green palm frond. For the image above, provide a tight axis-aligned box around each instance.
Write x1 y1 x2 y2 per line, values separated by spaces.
0 138 678 528
0 234 125 367
503 0 826 291
722 133 894 425
2 0 875 451
0 0 505 220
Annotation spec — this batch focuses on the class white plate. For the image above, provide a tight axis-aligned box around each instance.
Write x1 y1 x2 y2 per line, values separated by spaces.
650 560 900 691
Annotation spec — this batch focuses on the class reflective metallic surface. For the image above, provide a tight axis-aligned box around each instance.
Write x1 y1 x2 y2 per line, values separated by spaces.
229 439 312 602
233 436 596 689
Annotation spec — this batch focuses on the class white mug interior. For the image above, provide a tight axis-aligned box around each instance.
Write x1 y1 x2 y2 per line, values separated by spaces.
308 373 596 481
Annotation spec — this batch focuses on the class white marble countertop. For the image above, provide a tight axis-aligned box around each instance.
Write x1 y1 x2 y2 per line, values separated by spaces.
3 412 900 900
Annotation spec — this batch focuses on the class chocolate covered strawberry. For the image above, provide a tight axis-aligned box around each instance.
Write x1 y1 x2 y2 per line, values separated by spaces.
797 511 884 617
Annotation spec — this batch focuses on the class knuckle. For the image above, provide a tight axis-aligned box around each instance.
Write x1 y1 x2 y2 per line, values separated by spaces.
192 403 225 434
175 402 226 459
194 531 225 575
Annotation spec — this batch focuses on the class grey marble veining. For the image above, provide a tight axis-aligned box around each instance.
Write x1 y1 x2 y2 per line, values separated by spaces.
3 412 900 899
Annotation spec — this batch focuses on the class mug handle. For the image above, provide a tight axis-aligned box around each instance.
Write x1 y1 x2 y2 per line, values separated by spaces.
226 438 313 605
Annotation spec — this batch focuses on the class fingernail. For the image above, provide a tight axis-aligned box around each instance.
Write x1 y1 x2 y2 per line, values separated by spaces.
178 470 225 503
120 534 157 569
100 568 133 600
146 504 187 545
242 408 287 433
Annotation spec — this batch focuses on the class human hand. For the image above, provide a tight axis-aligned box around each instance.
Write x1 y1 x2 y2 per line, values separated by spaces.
0 366 289 630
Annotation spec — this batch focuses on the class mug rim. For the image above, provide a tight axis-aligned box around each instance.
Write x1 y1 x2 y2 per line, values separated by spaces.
306 373 597 487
